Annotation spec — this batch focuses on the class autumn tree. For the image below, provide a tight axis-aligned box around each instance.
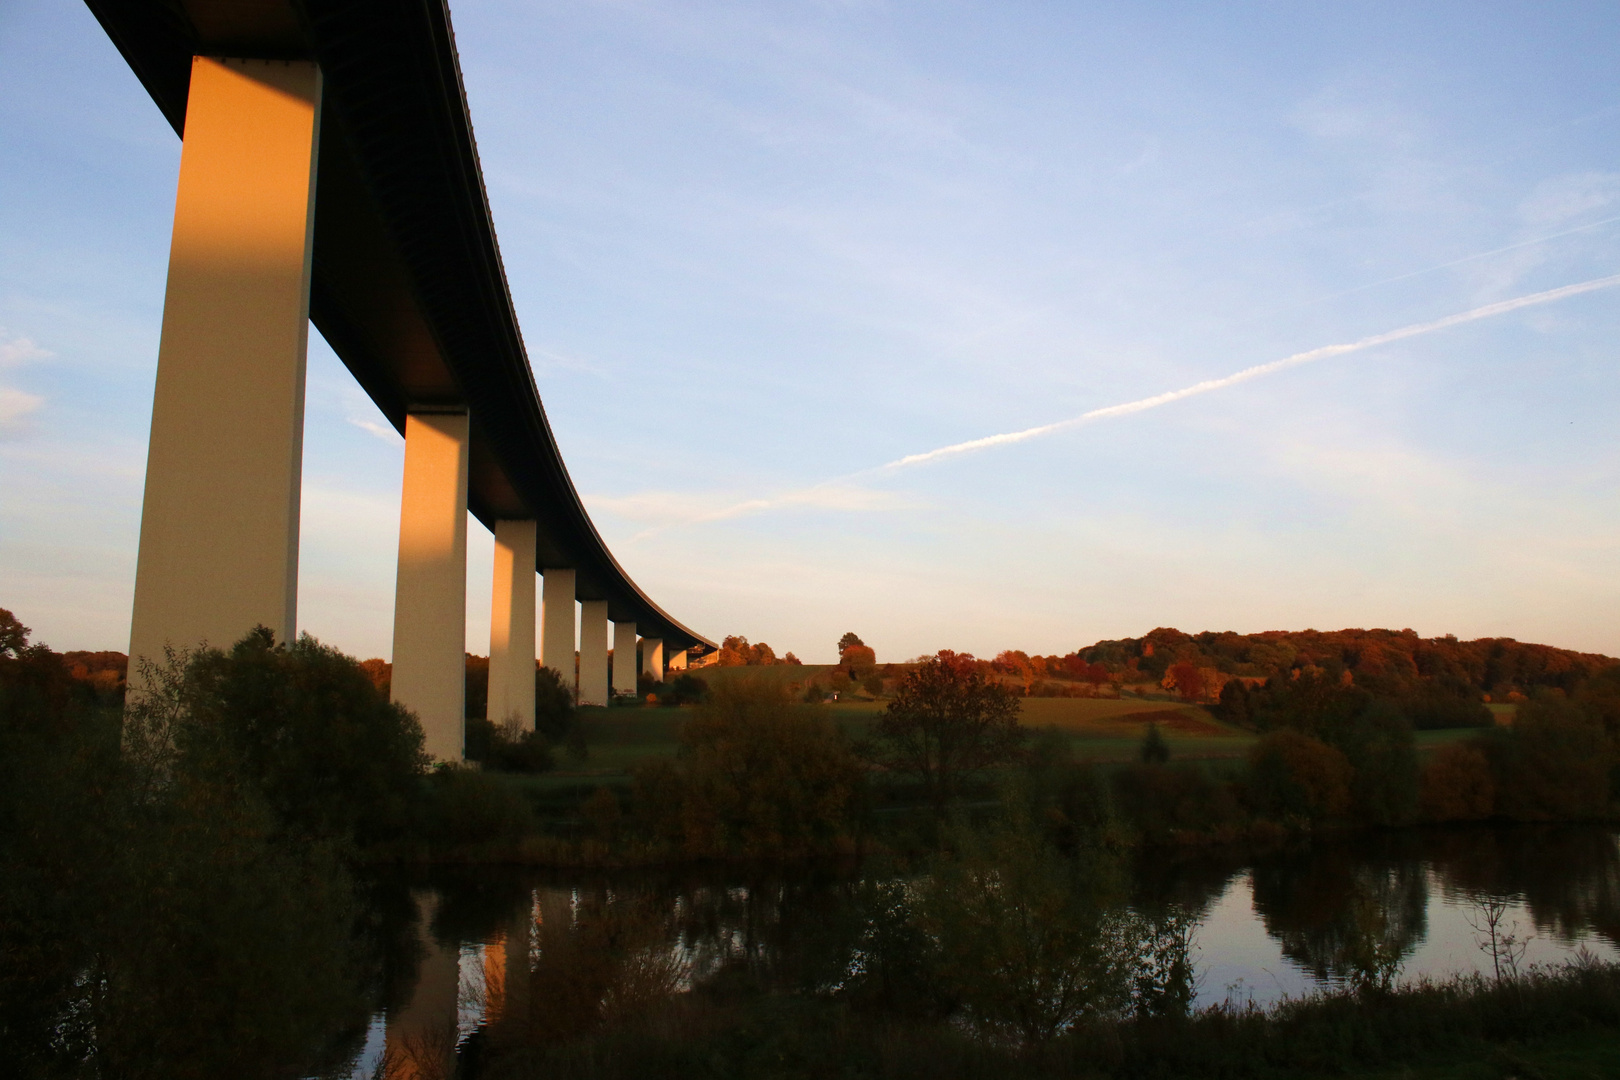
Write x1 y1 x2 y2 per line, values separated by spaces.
995 650 1038 695
841 643 877 677
838 632 865 655
870 650 1024 813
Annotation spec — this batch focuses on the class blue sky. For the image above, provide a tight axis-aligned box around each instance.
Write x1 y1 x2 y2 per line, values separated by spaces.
2 1 1618 663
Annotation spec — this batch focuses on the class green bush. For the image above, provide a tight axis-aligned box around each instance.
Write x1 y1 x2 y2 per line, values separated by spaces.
141 627 427 844
631 679 862 857
1246 730 1353 822
424 765 537 846
466 715 555 773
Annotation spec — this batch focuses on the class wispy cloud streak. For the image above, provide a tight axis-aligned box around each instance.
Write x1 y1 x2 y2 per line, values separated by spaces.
883 273 1620 470
616 272 1620 539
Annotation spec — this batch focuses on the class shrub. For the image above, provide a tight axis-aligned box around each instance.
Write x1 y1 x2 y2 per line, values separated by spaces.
631 680 861 858
1247 729 1353 822
424 766 536 846
659 673 708 706
919 808 1137 1044
536 665 575 741
1419 742 1496 820
147 627 427 844
1112 762 1242 841
1138 723 1170 764
1483 698 1612 821
1334 702 1420 826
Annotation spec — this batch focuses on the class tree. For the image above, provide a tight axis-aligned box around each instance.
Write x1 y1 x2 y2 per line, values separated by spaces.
632 680 860 857
156 627 428 844
1419 742 1495 820
1138 723 1170 764
1246 729 1353 822
870 651 1024 813
838 632 865 655
0 607 30 657
1163 661 1207 703
841 643 877 676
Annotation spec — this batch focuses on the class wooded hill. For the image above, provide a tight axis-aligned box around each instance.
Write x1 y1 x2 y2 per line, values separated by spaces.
1072 627 1615 702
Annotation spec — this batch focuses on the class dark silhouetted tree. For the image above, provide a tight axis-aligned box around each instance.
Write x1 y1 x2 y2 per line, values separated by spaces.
871 651 1024 813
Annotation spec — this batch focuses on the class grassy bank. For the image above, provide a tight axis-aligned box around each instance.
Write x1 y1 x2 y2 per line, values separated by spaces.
460 960 1620 1080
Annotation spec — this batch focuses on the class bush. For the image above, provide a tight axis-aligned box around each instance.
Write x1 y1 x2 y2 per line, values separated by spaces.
1483 698 1612 821
1246 729 1353 822
1334 702 1420 826
466 715 555 773
660 673 709 706
631 680 862 858
536 664 575 741
424 766 537 846
144 627 427 844
0 616 370 1078
919 810 1137 1044
1419 742 1496 820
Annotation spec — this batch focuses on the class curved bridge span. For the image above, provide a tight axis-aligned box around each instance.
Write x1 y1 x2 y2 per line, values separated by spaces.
88 0 714 757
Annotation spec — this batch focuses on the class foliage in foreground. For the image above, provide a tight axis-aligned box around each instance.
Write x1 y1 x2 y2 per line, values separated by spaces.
463 959 1620 1080
0 619 377 1079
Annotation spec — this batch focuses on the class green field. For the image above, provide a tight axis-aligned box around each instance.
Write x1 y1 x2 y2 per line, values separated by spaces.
518 692 1491 807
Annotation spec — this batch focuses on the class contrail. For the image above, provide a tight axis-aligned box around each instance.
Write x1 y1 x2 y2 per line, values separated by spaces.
882 272 1620 471
617 271 1620 540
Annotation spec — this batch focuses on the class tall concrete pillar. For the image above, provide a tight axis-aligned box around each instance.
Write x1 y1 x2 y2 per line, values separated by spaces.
391 411 469 761
641 637 664 685
668 648 689 672
128 57 321 683
487 520 536 729
578 600 609 706
612 620 636 697
541 568 576 697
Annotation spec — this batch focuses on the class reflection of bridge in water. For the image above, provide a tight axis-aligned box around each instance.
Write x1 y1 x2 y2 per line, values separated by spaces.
86 0 713 759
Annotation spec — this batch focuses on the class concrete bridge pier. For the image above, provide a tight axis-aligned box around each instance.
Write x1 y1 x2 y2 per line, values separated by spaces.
541 568 576 699
127 57 321 683
578 600 609 706
668 649 688 672
390 411 469 761
641 637 664 685
612 621 636 698
487 520 537 730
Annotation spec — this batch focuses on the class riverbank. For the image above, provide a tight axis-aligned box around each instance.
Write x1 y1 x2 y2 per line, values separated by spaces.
453 960 1620 1079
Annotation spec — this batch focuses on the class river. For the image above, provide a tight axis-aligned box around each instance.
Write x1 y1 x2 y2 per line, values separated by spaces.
344 824 1620 1077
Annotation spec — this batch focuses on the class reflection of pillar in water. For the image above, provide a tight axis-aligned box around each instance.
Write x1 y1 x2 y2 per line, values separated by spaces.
385 892 459 1080
480 890 536 1040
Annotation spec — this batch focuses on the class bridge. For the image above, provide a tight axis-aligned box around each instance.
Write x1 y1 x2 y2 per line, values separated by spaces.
87 0 715 759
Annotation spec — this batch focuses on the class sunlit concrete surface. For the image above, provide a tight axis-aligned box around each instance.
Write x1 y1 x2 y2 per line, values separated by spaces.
391 411 469 761
487 518 537 728
128 57 320 682
541 567 576 695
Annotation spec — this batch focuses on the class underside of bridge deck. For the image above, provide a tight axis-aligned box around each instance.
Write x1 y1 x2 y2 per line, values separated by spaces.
90 0 715 656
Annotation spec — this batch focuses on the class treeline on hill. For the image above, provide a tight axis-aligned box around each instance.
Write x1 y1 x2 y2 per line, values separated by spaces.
993 626 1614 715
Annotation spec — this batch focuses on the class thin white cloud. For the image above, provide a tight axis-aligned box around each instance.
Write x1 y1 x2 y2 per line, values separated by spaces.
0 387 45 432
0 333 52 368
1518 171 1620 228
346 417 403 445
883 273 1620 470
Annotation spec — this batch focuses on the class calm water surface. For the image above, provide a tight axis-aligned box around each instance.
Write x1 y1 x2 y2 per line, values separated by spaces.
347 825 1620 1077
